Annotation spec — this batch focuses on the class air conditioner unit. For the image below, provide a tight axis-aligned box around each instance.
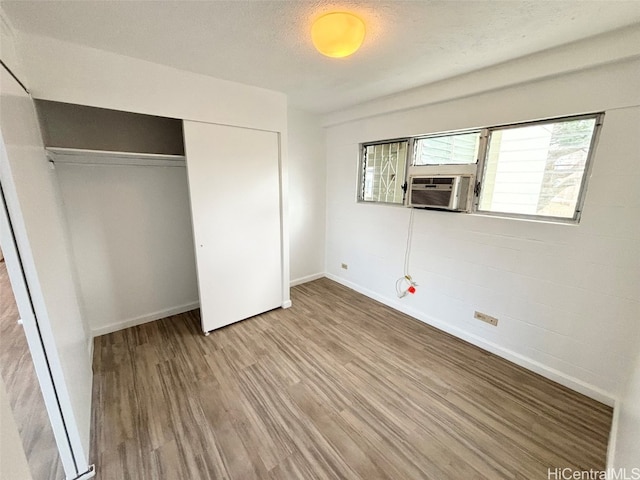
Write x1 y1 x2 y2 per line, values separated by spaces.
408 175 473 212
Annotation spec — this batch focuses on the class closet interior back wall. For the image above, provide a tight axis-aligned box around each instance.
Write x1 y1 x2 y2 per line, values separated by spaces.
36 100 199 337
36 99 185 155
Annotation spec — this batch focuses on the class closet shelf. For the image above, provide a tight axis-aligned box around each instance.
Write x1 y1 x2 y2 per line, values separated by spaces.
45 147 186 167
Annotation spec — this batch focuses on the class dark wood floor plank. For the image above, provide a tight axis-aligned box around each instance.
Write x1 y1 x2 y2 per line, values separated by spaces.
91 277 612 479
204 348 287 472
0 261 65 480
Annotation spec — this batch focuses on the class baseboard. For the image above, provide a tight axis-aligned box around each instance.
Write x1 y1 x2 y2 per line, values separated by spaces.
290 272 325 287
325 273 616 407
606 398 622 469
91 301 200 337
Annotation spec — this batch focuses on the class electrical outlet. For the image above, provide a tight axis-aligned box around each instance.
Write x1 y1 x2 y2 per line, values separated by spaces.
341 263 348 270
474 311 498 326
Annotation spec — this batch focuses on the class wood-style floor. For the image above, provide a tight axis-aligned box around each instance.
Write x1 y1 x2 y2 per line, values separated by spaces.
92 278 612 480
0 260 65 480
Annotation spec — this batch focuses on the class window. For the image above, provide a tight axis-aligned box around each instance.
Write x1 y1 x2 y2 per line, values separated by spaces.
478 116 599 220
413 131 480 165
359 140 408 204
357 113 602 222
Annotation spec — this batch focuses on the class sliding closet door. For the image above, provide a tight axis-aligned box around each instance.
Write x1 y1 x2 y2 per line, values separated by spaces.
0 67 93 478
184 121 282 333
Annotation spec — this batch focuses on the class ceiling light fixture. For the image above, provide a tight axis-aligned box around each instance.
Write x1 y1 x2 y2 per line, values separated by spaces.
311 12 366 58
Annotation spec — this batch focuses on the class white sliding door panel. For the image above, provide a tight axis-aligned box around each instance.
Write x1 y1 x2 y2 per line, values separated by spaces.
0 68 93 478
184 121 282 333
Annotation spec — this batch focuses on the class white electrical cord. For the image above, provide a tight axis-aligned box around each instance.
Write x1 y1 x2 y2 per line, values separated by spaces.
396 208 418 298
403 208 415 277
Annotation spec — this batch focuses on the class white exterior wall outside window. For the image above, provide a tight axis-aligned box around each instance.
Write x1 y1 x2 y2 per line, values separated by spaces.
414 132 480 166
479 117 598 219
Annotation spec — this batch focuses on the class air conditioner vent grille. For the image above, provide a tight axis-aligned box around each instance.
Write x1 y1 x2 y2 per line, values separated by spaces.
412 177 454 186
411 190 452 207
408 174 473 212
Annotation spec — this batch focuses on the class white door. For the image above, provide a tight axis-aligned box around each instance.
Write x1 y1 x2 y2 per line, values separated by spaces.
184 121 283 333
0 68 94 477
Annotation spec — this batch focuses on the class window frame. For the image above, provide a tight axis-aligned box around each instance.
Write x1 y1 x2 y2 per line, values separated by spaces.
474 113 604 223
357 112 604 223
357 138 412 206
412 129 483 167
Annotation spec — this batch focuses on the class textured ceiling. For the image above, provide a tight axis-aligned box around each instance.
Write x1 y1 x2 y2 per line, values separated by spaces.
3 1 640 113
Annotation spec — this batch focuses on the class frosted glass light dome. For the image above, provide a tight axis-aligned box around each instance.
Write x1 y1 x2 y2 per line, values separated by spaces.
311 12 366 58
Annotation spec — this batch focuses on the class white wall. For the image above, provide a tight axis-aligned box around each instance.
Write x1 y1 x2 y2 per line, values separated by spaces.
287 107 326 285
0 377 33 480
0 8 25 83
610 346 640 471
16 33 286 133
324 57 640 404
54 162 199 336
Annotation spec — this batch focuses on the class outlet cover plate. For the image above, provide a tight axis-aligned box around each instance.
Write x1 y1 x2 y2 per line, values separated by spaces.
474 311 498 326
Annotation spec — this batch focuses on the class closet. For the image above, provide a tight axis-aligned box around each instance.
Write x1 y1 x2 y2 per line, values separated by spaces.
36 100 288 336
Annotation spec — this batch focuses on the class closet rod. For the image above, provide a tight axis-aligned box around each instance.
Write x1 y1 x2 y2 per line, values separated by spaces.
46 147 186 168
